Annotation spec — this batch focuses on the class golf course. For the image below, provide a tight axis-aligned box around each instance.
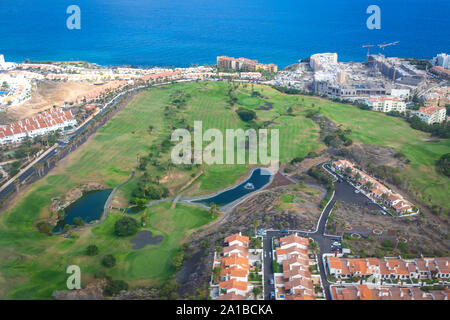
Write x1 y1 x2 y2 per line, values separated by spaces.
0 81 448 299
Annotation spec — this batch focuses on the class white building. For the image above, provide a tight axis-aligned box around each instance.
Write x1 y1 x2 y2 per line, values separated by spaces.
0 54 17 71
390 88 411 100
412 106 447 124
309 53 338 72
432 53 450 70
366 96 406 113
0 108 77 145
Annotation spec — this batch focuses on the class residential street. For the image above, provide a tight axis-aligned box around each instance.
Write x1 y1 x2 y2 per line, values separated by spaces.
261 163 382 300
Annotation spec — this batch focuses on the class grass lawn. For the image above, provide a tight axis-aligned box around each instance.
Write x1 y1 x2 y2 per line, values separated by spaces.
0 81 323 299
316 99 449 211
0 81 448 299
0 201 213 299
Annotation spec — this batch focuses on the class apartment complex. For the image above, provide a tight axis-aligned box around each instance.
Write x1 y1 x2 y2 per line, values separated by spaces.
367 54 426 86
0 108 77 145
309 53 338 72
432 53 450 70
327 256 450 281
331 284 449 300
424 86 450 107
332 160 416 215
365 96 406 113
211 233 260 300
217 56 277 73
274 234 321 300
412 106 447 124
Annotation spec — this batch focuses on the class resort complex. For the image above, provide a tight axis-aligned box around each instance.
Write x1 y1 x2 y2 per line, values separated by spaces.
217 56 278 73
273 234 322 300
211 233 263 300
0 108 77 144
327 256 450 282
331 160 417 216
331 284 449 300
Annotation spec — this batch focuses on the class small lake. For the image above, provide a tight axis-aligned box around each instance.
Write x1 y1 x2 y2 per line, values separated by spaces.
53 189 112 233
126 206 143 214
191 168 272 207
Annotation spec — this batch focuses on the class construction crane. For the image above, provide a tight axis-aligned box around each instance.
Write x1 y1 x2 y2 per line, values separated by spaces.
378 41 400 53
362 44 377 57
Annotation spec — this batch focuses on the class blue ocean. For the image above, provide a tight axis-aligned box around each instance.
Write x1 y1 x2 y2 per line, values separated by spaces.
0 0 448 68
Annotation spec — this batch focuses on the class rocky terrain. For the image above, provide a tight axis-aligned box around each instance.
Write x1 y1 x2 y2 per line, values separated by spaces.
329 201 450 258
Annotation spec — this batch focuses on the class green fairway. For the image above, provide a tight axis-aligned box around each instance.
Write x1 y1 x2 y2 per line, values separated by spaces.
0 201 213 299
0 81 448 299
0 81 324 298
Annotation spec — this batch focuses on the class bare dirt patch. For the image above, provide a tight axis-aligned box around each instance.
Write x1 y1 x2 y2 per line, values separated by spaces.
8 81 94 120
328 201 450 257
337 142 408 170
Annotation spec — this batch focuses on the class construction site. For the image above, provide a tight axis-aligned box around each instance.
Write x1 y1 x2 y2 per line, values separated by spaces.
272 41 435 104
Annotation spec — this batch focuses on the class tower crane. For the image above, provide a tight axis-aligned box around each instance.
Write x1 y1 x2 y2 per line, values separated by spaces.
378 41 400 53
362 44 377 57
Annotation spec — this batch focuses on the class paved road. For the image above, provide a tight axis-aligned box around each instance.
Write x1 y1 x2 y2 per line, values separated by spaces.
262 232 275 300
0 85 148 203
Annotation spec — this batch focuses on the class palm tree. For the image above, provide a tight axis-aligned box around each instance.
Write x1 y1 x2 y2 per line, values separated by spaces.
14 179 20 193
251 286 262 300
308 240 320 256
345 166 352 176
253 219 260 236
212 266 221 284
210 203 217 218
35 162 44 177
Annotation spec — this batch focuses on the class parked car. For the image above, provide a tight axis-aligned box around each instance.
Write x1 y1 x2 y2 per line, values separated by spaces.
280 229 288 234
332 241 341 247
270 291 275 299
269 278 274 285
354 189 360 193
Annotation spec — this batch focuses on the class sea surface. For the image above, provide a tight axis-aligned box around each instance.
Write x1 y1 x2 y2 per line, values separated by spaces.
0 0 449 68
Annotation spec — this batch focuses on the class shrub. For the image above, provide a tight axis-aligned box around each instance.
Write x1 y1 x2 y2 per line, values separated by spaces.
103 279 128 296
436 153 450 177
72 217 85 227
86 244 99 256
235 107 256 122
114 217 139 237
102 254 116 268
36 221 52 234
381 239 393 249
290 156 304 164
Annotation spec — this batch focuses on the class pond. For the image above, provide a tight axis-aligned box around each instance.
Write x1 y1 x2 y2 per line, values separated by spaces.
191 168 272 207
126 206 143 214
53 189 112 233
